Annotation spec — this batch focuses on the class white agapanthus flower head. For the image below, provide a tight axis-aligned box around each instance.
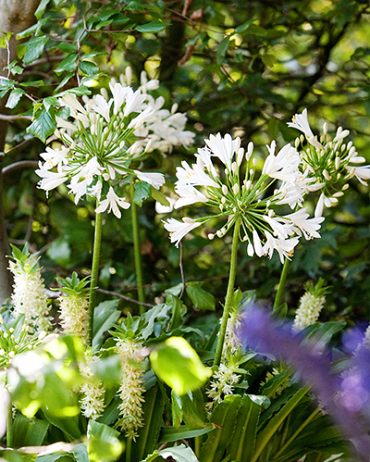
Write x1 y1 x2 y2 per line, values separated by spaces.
164 133 324 263
36 74 194 218
288 109 370 217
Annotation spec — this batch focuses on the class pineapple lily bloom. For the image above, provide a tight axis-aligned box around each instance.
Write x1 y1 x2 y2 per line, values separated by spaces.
164 133 324 263
288 109 370 217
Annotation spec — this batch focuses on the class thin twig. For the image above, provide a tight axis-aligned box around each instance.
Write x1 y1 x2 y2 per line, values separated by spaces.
0 114 32 121
2 160 38 175
97 288 154 308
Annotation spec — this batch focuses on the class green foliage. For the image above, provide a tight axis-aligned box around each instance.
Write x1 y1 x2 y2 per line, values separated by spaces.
150 337 212 395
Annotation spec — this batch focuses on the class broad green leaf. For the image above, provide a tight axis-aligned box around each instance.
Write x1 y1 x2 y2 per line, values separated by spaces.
12 414 49 447
217 36 230 65
27 108 57 142
161 424 214 443
168 294 184 330
23 36 49 65
199 395 241 462
134 180 151 206
179 393 206 429
186 283 216 311
150 186 170 207
55 42 78 53
235 18 256 34
145 445 198 462
88 421 123 462
0 32 12 48
136 20 171 33
131 385 164 462
228 394 262 462
251 387 309 462
172 390 183 429
5 87 25 109
54 54 78 75
93 300 121 348
79 60 100 75
150 337 212 395
35 0 51 19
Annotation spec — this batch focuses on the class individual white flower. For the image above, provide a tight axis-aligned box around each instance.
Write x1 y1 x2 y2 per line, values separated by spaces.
162 217 202 247
263 231 299 264
287 108 323 149
283 208 324 240
40 145 70 169
95 187 130 219
123 88 147 117
176 160 219 189
134 170 165 190
92 94 112 122
174 184 208 208
314 193 338 217
155 196 176 214
262 142 300 183
116 339 145 440
205 133 240 170
348 165 370 186
109 81 129 115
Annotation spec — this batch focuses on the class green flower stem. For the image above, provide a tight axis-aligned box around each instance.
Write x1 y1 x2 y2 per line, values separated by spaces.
89 209 103 345
126 437 132 462
7 400 12 447
214 217 241 367
130 184 145 313
273 256 291 312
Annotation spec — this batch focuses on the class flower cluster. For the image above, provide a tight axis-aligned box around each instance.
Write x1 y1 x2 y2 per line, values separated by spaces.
293 278 329 332
9 246 52 334
36 72 194 218
79 351 105 420
206 362 240 410
288 109 370 217
57 273 90 346
116 338 146 440
164 133 324 263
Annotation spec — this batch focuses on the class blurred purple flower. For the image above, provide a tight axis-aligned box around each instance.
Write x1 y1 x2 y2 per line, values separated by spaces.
238 305 370 461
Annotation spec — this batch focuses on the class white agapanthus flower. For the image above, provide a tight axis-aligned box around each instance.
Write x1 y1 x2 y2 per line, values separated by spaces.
36 73 194 218
164 133 324 263
288 109 370 217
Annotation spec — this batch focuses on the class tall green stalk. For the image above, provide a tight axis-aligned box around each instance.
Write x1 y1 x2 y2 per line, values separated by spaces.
214 217 241 367
89 209 103 345
273 256 291 312
6 399 12 447
130 184 145 314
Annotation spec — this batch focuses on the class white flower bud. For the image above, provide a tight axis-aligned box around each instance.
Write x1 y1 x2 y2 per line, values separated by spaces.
247 243 254 256
237 147 244 166
100 88 109 101
333 192 344 197
342 184 349 191
232 161 238 173
295 138 300 148
208 233 214 240
233 184 239 195
217 230 223 238
246 142 253 161
323 122 328 134
222 185 228 195
323 170 331 181
335 157 341 170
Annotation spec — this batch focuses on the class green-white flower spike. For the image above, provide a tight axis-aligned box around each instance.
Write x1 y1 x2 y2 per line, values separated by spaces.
56 272 90 346
80 350 105 420
9 244 53 335
293 278 330 332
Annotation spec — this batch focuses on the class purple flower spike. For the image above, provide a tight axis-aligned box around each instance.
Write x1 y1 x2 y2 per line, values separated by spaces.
238 305 370 461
